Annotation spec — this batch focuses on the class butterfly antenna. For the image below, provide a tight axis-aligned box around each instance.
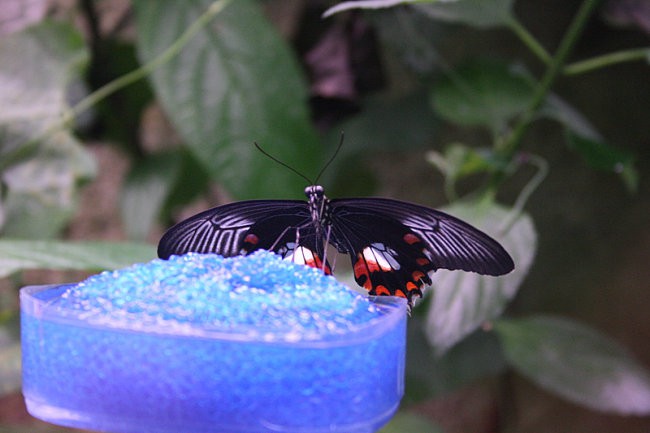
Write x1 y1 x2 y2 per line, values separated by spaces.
314 132 344 184
254 142 312 184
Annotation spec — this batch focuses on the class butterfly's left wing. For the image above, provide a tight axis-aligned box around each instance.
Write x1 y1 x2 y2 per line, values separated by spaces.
328 197 514 304
158 200 330 272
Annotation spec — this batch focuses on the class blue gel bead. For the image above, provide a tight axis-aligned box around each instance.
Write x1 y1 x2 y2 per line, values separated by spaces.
21 251 407 433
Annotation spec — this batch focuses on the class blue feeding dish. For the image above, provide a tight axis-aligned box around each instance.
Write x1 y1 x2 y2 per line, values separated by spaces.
21 250 407 433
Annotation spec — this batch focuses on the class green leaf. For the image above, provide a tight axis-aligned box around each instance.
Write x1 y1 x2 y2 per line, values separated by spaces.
0 21 95 237
426 143 504 199
565 130 637 193
441 145 497 178
0 240 156 278
495 315 650 415
425 200 536 355
0 20 88 155
413 0 515 28
431 60 534 133
134 0 322 199
2 130 96 238
379 411 443 433
324 0 430 18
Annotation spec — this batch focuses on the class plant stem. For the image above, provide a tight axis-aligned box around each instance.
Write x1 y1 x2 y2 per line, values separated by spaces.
564 47 650 75
496 0 603 164
500 154 548 234
61 0 232 127
507 17 552 65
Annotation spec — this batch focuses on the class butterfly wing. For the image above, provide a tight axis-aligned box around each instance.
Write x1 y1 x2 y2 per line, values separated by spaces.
158 200 328 271
328 197 514 303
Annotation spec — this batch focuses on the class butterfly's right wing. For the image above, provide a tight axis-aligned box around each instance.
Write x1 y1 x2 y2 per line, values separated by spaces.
157 200 313 259
327 197 513 306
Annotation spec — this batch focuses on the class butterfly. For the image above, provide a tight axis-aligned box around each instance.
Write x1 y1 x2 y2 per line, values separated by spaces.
158 183 514 310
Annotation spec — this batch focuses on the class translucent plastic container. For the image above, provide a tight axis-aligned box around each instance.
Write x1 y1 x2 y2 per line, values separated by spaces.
21 253 407 433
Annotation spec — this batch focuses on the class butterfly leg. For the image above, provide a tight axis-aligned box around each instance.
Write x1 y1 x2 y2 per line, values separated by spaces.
267 225 296 252
323 224 338 274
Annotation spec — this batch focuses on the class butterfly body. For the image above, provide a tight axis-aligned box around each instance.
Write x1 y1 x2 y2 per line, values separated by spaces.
158 185 514 308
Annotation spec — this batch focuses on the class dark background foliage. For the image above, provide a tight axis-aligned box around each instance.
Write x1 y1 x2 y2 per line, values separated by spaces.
1 0 649 431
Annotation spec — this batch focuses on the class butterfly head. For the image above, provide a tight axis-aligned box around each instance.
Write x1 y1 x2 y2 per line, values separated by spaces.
304 185 325 199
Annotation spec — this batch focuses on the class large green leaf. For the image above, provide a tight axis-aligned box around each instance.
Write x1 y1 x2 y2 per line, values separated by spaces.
495 315 650 415
425 200 536 355
431 60 534 134
134 0 322 199
0 240 156 278
0 21 88 161
2 130 96 238
0 21 95 237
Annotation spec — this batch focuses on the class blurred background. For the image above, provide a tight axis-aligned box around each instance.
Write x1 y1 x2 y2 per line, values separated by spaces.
0 0 649 432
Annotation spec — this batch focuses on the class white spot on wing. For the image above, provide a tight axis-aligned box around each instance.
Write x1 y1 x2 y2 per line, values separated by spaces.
362 243 400 271
283 245 316 266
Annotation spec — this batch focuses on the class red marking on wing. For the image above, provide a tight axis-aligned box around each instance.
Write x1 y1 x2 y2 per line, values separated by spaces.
374 285 391 296
353 246 429 308
354 253 394 284
308 255 332 275
406 281 419 292
353 254 379 292
367 259 384 272
353 254 371 280
287 246 332 275
303 251 332 275
412 270 426 281
243 234 259 245
403 233 421 245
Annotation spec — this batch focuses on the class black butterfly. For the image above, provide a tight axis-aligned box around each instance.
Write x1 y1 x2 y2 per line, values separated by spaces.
158 183 514 309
